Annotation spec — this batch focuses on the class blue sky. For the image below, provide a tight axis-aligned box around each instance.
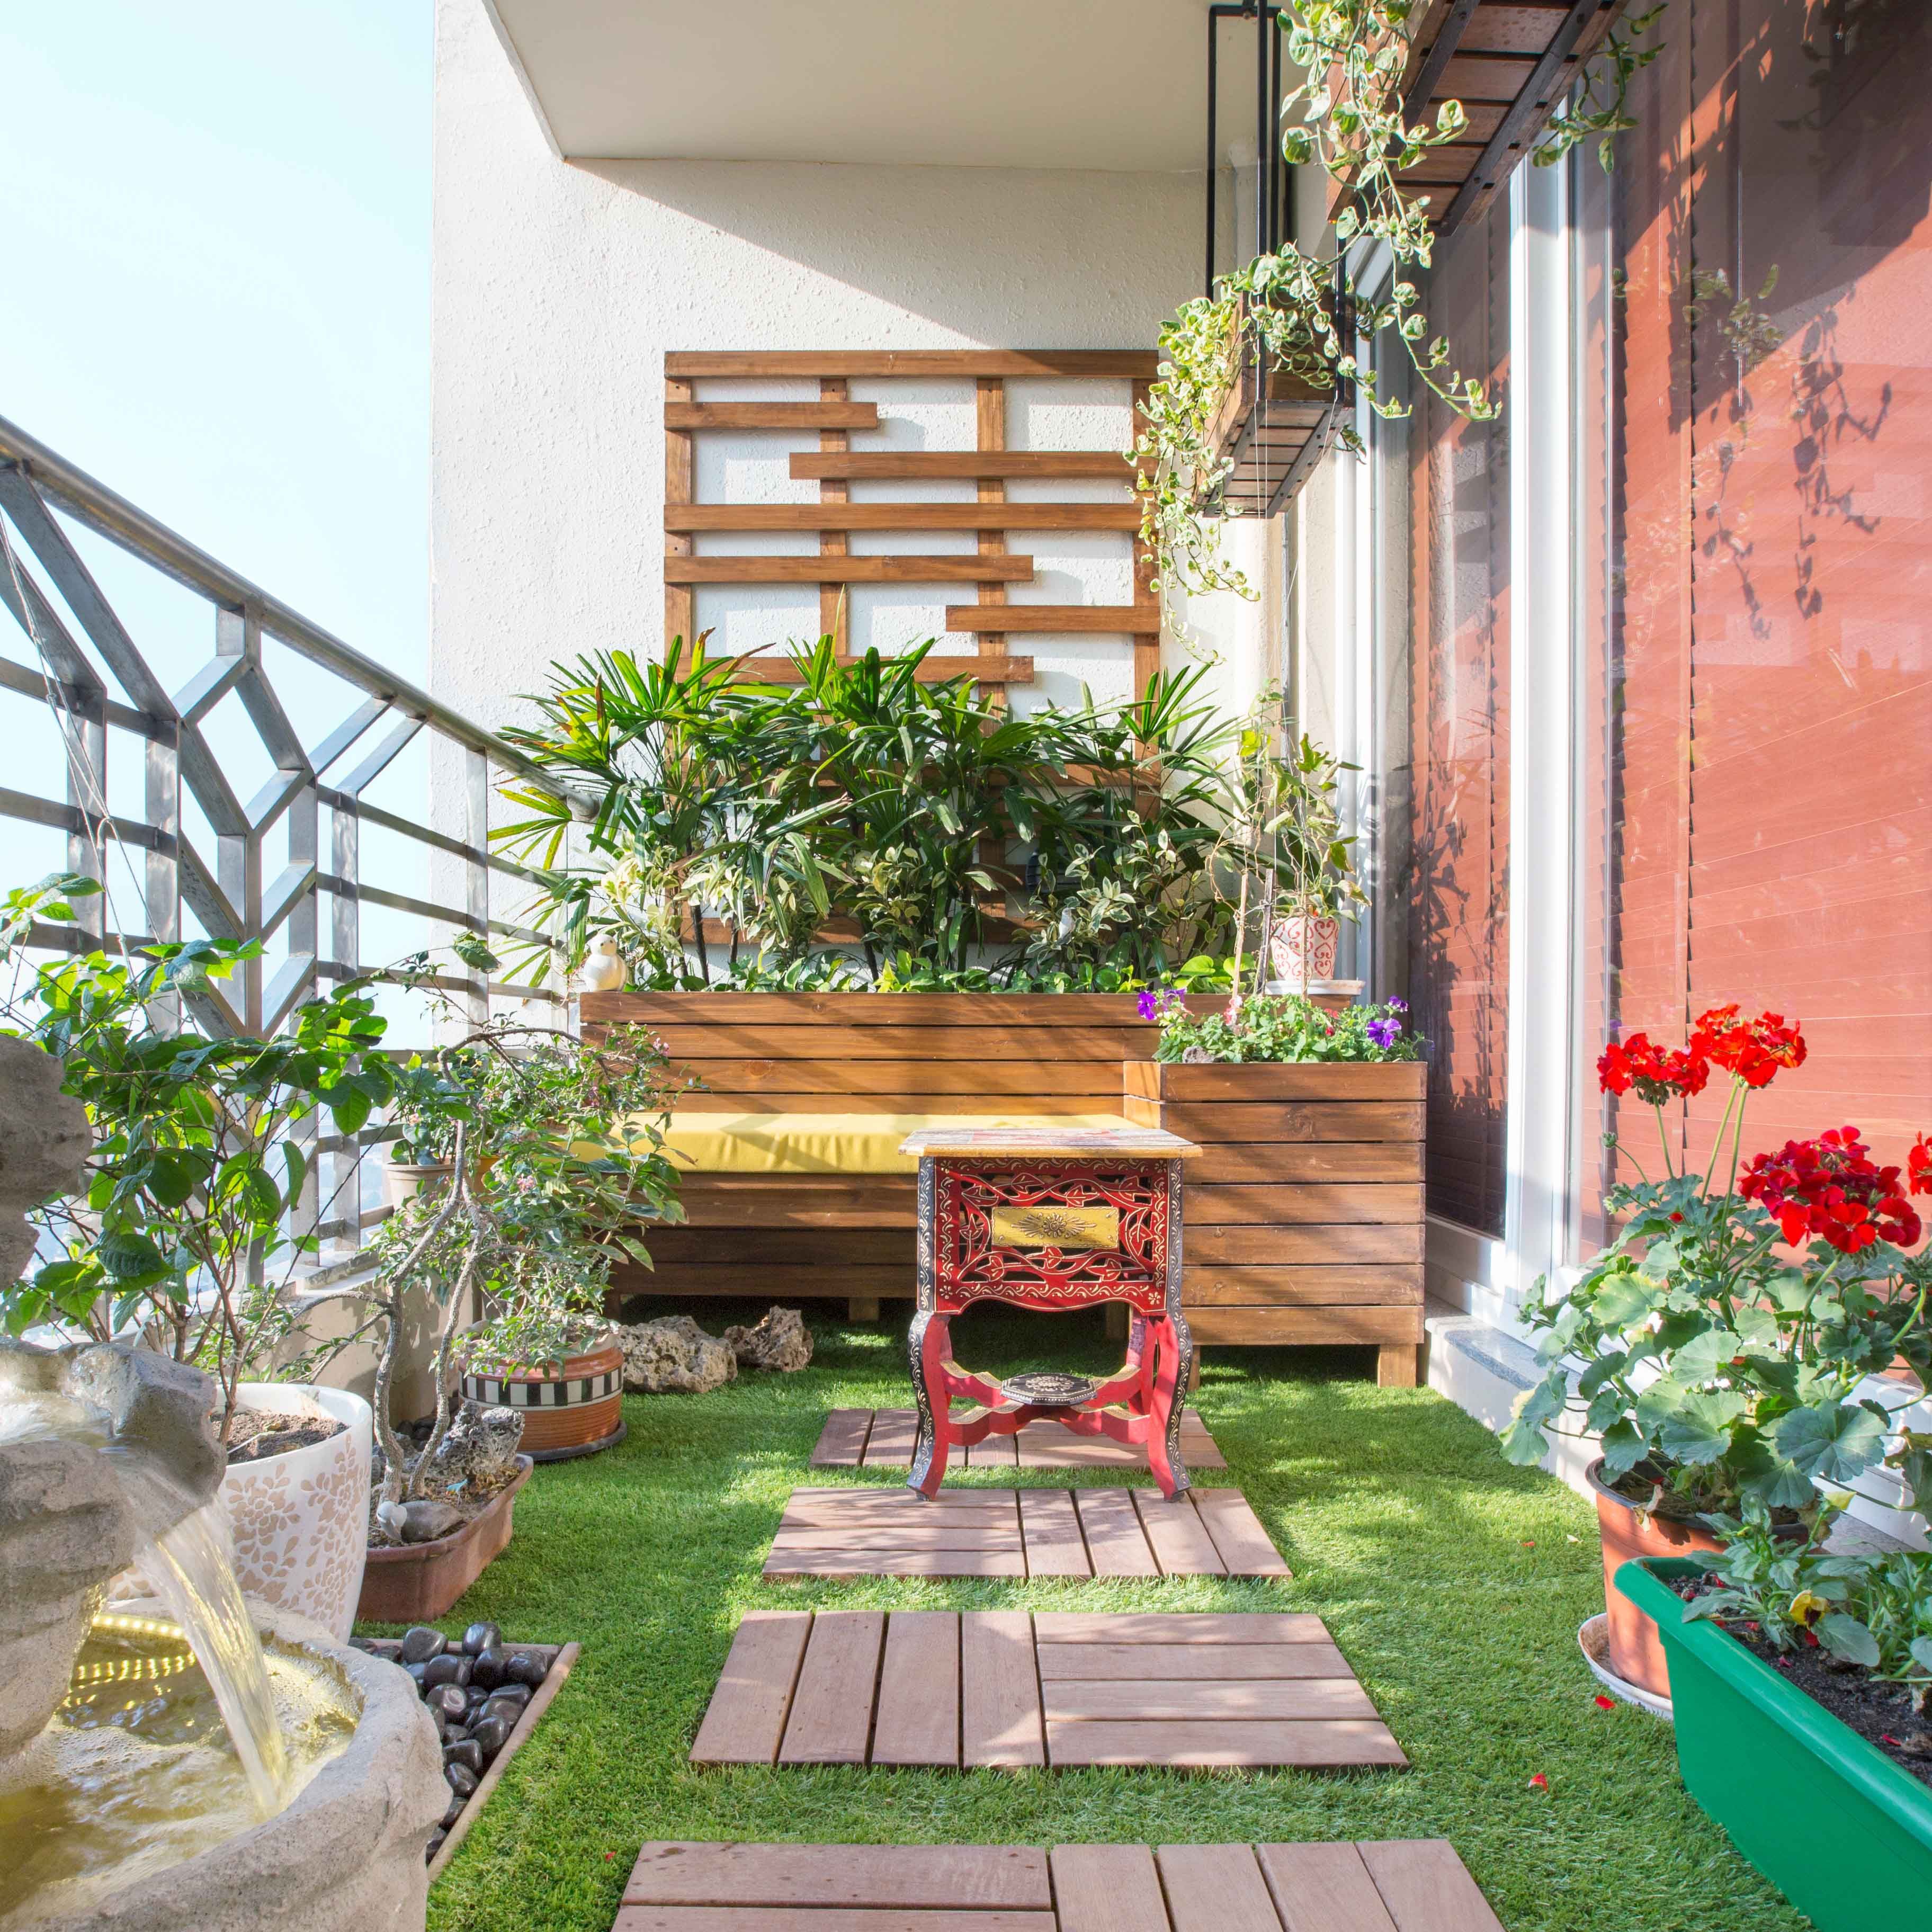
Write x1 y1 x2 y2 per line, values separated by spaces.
0 1 431 907
0 1 429 677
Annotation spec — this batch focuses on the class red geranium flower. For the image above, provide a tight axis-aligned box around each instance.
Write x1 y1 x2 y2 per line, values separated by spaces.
1691 1004 1806 1089
1741 1126 1922 1254
1909 1134 1932 1197
1598 1032 1710 1105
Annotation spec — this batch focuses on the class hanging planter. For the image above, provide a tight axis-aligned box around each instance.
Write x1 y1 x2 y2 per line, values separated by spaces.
1205 292 1353 521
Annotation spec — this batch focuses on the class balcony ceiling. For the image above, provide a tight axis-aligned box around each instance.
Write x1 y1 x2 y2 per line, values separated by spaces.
484 0 1226 169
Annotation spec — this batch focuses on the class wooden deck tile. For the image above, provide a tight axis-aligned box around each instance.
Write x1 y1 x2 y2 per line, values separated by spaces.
811 1408 1226 1472
764 1486 1287 1581
1070 1489 1160 1577
622 1842 1052 1910
809 1407 873 1467
1256 1844 1397 1932
962 1611 1044 1767
873 1611 961 1767
1155 1845 1283 1932
779 1610 885 1763
1017 1488 1089 1578
689 1611 811 1765
1190 1488 1293 1578
1050 1845 1169 1932
862 1408 919 1466
1354 1841 1505 1932
692 1612 1399 1772
1132 1484 1226 1576
613 1842 1501 1932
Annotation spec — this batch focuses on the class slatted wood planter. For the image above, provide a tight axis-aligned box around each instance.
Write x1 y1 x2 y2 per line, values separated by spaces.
584 991 1376 1355
1208 296 1353 520
1122 1061 1426 1386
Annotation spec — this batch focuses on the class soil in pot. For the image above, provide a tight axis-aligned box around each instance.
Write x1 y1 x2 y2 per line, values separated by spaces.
226 1410 346 1462
1665 1570 1932 1788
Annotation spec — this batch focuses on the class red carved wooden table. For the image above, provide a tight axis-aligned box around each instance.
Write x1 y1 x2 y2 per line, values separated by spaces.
899 1122 1201 1502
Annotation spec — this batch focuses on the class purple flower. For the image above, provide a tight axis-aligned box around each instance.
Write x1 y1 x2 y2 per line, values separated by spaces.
1137 989 1159 1021
1387 997 1408 1014
1367 1016 1401 1049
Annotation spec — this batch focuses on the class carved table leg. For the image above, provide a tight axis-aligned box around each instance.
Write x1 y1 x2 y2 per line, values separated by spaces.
906 1309 953 1499
1143 1312 1193 1501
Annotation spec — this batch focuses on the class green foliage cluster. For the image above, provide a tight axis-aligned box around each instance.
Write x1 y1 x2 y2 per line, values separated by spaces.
2 875 394 1437
1149 990 1418 1065
1501 1160 1932 1526
495 640 1249 990
1688 1500 1932 1690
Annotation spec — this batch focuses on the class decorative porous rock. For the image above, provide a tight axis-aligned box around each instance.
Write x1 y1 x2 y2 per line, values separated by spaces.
618 1315 738 1394
723 1305 813 1373
423 1399 525 1493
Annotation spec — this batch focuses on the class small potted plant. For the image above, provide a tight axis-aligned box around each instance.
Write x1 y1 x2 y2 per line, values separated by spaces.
460 1315 625 1462
1262 732 1366 991
1619 1497 1932 1932
1502 1004 1932 1698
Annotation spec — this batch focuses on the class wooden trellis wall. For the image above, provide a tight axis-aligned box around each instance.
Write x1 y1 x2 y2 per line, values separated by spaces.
661 351 1162 698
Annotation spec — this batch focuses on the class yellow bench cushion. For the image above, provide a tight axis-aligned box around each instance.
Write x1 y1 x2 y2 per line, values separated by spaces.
637 1111 1139 1176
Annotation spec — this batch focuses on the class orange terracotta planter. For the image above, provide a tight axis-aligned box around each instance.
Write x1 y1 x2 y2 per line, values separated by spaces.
1588 1457 1725 1699
357 1456 533 1625
461 1341 625 1459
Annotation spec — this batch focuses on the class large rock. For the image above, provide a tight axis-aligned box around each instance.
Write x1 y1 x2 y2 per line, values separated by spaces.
422 1399 524 1494
618 1315 738 1394
0 1035 90 1287
724 1305 813 1373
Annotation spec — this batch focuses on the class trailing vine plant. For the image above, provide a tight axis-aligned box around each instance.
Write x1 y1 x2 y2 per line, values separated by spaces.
1133 0 1667 600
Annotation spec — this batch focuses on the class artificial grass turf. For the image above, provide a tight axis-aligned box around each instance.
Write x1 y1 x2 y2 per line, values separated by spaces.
390 1303 1809 1932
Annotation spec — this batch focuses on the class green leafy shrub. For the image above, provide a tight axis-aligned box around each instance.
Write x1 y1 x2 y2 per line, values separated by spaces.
1146 989 1418 1064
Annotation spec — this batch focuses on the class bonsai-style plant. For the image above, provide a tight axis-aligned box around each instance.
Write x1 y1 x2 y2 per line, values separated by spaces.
298 991 684 1525
1 873 397 1441
1500 1005 1932 1524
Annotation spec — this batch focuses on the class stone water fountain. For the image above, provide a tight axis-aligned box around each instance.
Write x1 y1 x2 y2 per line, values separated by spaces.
0 1037 443 1930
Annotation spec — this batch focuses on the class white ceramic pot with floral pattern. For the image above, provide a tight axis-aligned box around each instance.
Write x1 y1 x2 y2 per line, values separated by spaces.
222 1382 372 1642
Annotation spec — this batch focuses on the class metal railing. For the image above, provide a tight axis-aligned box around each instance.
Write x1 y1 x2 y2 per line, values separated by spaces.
0 411 573 1272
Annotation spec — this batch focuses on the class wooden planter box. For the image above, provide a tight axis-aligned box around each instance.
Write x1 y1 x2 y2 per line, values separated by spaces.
356 1457 533 1625
1122 1060 1426 1385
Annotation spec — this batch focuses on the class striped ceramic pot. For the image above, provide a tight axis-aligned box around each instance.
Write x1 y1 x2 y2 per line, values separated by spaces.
462 1339 625 1459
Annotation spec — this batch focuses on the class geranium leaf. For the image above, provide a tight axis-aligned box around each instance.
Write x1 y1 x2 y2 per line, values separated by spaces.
1598 1418 1647 1476
1655 1389 1747 1466
1773 1402 1887 1483
1590 1273 1657 1329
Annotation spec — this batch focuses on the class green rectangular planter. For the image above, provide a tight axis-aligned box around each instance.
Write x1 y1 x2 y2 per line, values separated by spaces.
1621 1558 1932 1931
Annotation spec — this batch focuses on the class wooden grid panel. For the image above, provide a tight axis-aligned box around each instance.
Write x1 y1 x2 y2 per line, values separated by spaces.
762 1486 1289 1581
691 1611 1403 1772
661 349 1160 695
615 1840 1500 1931
811 1408 1225 1472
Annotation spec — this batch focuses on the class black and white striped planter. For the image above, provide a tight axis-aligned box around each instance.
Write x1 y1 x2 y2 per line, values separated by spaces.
461 1341 625 1461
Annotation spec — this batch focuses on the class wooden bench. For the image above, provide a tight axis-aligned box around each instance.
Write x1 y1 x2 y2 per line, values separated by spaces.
585 991 1159 1320
582 989 1425 1382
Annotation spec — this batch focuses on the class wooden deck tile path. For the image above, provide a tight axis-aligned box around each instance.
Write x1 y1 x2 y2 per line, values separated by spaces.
692 1612 1402 1769
765 1486 1289 1580
812 1407 1226 1472
615 1840 1499 1931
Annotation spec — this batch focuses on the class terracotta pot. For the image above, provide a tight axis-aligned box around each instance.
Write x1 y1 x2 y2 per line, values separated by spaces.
356 1456 533 1624
461 1341 625 1459
222 1382 372 1643
383 1159 453 1210
1587 1457 1727 1700
1269 913 1340 986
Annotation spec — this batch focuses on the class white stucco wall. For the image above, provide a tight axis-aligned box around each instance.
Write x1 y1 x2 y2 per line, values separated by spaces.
431 0 1273 748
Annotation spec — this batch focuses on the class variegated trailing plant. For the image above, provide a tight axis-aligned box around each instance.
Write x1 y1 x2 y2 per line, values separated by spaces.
1133 0 1667 599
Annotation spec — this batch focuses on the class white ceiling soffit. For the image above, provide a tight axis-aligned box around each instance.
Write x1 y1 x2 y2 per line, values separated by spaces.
484 0 1228 171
